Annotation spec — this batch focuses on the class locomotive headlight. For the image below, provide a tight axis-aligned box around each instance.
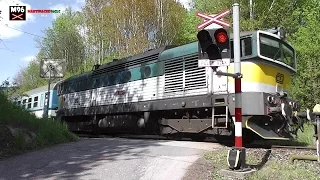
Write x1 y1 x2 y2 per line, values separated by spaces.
267 96 274 104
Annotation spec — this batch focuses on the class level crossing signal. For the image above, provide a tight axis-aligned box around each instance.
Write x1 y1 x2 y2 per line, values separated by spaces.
197 28 231 61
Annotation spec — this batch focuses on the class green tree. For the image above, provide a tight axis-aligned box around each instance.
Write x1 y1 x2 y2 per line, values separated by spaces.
12 60 47 95
290 0 320 109
36 8 86 74
175 9 201 45
83 0 187 59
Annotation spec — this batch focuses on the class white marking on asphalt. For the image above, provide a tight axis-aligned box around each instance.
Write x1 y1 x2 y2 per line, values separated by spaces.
157 141 223 151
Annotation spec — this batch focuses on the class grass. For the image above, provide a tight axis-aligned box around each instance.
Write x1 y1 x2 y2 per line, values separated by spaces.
205 148 320 180
0 92 78 158
295 122 316 146
205 122 319 180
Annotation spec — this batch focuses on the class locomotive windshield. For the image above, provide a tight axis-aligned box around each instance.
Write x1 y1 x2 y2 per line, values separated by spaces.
258 33 296 71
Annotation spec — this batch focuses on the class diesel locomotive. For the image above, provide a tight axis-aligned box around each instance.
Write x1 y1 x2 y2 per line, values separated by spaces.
55 28 304 142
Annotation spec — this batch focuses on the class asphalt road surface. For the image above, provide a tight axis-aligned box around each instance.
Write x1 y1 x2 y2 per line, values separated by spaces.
0 138 223 180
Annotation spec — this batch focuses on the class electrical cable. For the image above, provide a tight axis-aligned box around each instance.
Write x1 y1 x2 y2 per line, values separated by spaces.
0 24 45 39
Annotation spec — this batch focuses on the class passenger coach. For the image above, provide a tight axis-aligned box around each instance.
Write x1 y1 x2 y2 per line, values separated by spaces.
14 83 59 118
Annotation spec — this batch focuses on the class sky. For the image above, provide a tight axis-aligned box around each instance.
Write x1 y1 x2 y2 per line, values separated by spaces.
0 0 191 84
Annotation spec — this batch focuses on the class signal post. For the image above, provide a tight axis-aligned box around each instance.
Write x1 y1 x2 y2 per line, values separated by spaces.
227 3 248 171
196 3 252 172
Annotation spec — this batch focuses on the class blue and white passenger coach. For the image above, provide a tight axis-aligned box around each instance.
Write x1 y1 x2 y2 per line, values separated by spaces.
14 83 59 118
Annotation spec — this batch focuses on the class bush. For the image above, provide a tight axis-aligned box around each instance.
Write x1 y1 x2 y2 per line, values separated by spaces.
0 92 78 154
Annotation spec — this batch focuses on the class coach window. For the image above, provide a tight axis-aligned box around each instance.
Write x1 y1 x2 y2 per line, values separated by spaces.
33 96 38 108
22 99 27 108
17 101 21 105
27 98 32 109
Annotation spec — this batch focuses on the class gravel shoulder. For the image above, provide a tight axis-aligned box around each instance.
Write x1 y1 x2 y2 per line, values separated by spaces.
184 146 320 180
183 155 214 180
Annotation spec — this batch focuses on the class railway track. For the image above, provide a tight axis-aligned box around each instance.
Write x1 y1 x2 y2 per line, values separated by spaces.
270 145 316 151
76 132 317 151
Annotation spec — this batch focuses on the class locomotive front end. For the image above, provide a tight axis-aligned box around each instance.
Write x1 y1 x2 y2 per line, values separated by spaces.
232 30 306 140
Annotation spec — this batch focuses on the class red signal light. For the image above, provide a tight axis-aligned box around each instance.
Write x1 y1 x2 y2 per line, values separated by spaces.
216 32 228 43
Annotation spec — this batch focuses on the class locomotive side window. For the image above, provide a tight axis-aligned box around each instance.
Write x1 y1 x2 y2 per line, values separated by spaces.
92 79 98 88
110 74 116 85
230 37 252 59
121 71 131 83
241 38 252 56
141 66 151 79
62 61 161 94
144 66 151 78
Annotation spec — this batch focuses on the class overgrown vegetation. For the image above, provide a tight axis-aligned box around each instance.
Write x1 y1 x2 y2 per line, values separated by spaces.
294 123 315 146
205 147 319 180
0 89 78 159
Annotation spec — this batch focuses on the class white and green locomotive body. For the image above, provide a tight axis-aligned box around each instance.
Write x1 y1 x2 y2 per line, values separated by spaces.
57 30 302 141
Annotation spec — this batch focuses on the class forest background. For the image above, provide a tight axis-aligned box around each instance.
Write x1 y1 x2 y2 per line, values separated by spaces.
4 0 320 109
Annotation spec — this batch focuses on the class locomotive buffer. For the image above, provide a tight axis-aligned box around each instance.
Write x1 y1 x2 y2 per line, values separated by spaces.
196 4 251 172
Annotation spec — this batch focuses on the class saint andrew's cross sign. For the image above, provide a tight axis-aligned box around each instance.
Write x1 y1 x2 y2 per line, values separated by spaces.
196 9 231 30
195 9 232 68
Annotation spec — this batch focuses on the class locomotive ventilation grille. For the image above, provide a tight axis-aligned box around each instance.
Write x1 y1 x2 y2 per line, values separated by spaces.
92 53 159 76
164 53 206 93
